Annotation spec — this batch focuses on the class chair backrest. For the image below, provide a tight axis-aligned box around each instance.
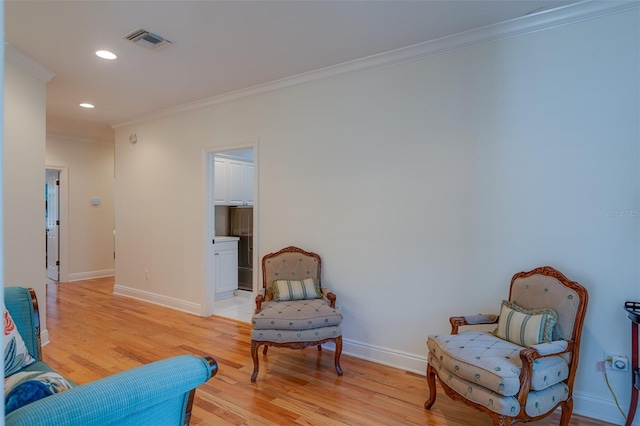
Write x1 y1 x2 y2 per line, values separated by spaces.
262 246 321 290
509 266 588 343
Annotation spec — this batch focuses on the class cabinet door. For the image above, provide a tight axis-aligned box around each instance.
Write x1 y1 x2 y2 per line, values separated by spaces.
227 160 245 205
213 158 228 205
215 246 238 293
213 156 254 206
244 163 254 206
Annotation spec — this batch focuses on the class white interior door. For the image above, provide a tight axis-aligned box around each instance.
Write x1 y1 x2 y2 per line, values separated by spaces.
46 169 60 281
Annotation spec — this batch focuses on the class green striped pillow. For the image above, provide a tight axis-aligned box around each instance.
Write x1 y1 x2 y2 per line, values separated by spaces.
271 278 321 301
495 300 557 347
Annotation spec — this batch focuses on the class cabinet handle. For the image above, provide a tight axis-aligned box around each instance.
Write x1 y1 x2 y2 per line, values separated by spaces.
214 253 220 256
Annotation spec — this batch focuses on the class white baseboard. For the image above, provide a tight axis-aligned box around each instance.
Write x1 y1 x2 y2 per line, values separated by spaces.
113 284 202 316
322 338 634 425
573 389 638 426
68 269 115 282
41 329 50 347
322 337 427 375
215 289 236 300
343 338 427 375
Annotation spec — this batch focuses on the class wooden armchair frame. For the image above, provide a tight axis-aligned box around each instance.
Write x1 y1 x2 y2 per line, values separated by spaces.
425 266 588 426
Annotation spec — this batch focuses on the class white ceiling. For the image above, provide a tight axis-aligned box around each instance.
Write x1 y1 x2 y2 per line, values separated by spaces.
6 0 578 143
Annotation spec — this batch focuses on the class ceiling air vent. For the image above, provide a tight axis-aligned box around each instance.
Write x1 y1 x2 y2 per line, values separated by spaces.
123 28 172 50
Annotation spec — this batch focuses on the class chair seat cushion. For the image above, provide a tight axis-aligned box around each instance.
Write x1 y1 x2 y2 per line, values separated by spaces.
252 299 342 330
427 331 569 397
429 351 569 416
251 325 341 343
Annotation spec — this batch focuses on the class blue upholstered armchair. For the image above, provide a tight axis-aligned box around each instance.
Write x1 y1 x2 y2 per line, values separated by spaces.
4 287 218 425
424 267 588 426
250 246 343 382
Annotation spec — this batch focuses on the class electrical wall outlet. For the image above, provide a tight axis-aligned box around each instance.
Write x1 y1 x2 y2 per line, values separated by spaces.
604 352 629 372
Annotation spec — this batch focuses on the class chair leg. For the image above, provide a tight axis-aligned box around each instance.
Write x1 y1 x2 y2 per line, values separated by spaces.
560 399 573 426
334 336 343 376
491 414 510 426
424 363 438 409
263 345 269 355
318 344 322 352
251 340 260 382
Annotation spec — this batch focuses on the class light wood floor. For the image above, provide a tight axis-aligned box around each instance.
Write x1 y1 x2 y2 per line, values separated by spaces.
43 278 614 426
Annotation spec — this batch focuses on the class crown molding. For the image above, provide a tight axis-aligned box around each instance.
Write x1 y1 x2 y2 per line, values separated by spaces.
113 0 639 130
46 131 115 146
4 43 55 83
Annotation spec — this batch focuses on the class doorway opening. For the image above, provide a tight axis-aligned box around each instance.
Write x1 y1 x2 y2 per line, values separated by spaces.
45 169 60 282
204 144 259 322
45 166 68 284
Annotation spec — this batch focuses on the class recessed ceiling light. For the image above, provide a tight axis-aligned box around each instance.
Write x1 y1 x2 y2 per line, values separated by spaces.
95 50 117 60
79 103 95 109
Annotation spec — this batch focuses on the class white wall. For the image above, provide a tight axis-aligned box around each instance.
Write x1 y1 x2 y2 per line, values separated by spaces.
214 206 230 236
46 136 115 281
114 9 639 423
3 57 50 334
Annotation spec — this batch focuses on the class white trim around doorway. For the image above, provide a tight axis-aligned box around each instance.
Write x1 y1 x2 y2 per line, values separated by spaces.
202 139 260 316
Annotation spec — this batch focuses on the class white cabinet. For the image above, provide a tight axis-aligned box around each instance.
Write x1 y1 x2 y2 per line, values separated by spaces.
214 238 238 298
227 159 245 205
213 157 228 204
214 156 253 206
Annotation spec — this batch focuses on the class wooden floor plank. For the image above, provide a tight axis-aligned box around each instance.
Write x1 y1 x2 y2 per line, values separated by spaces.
42 278 615 425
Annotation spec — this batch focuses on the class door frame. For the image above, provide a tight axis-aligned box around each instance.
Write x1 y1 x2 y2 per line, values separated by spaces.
45 165 69 283
202 140 259 316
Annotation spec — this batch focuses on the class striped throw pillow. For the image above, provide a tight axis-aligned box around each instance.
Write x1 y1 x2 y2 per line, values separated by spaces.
495 300 557 347
271 278 321 301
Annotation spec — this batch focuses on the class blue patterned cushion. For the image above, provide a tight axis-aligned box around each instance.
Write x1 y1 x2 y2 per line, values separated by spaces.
5 371 74 414
4 308 35 376
495 300 557 347
251 325 342 343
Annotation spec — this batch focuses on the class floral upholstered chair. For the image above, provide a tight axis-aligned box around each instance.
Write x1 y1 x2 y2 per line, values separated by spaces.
250 246 343 382
424 266 588 426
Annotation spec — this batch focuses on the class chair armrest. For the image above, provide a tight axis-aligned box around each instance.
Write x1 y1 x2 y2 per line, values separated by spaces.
5 355 218 426
255 293 265 313
516 340 574 406
449 314 498 334
321 288 337 308
529 340 569 356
